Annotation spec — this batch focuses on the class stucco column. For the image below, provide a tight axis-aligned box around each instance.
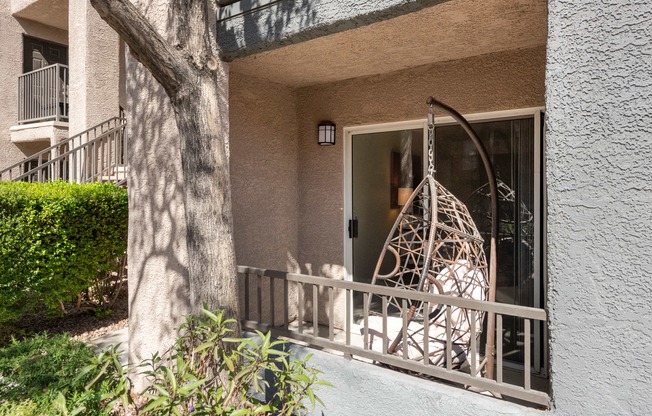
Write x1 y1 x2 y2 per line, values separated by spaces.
546 0 652 414
68 0 120 136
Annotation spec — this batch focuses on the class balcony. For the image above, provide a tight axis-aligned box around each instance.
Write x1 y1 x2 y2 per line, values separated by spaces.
238 266 550 408
11 64 69 144
18 63 69 124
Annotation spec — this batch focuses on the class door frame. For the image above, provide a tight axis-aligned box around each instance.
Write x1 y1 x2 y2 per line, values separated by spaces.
343 119 428 285
342 106 546 374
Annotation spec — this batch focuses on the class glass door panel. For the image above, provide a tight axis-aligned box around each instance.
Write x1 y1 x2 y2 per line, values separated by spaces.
350 129 424 317
434 117 540 369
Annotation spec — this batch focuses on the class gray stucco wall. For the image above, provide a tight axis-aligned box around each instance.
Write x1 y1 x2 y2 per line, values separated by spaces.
545 1 652 414
217 0 448 60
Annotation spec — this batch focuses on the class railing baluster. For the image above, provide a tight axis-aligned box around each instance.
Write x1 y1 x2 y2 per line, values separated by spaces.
283 279 289 330
382 296 388 355
298 283 304 334
328 287 334 341
256 272 262 323
313 284 319 337
402 299 408 360
37 154 42 182
363 292 369 350
423 301 430 365
244 272 250 320
269 274 275 326
446 305 452 371
346 289 351 346
470 310 477 376
497 314 503 383
524 318 531 390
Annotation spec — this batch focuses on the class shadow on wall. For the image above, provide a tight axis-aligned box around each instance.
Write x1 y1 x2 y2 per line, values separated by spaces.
217 0 316 59
126 49 191 366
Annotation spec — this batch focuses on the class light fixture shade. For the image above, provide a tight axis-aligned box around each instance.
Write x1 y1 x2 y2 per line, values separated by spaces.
397 187 413 206
318 121 336 146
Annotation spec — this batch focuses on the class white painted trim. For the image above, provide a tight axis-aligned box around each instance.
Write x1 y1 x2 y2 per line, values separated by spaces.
433 107 545 125
343 119 427 285
10 121 69 132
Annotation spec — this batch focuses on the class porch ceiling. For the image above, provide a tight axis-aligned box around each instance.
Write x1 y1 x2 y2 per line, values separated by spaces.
11 0 68 31
229 0 547 88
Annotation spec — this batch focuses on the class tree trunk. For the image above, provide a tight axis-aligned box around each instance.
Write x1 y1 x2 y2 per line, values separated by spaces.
89 0 240 321
174 70 239 319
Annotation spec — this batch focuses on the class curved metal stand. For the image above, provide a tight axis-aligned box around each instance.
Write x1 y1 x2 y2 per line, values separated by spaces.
426 96 499 380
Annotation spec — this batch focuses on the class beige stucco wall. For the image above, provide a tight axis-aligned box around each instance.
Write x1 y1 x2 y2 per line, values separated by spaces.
68 0 120 136
230 72 299 271
126 6 301 369
294 46 545 326
0 0 68 171
126 46 191 372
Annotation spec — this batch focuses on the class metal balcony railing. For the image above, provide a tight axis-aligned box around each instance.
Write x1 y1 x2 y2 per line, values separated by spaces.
238 266 550 408
0 117 127 186
18 63 69 124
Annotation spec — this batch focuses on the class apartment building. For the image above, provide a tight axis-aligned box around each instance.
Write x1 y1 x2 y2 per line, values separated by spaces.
2 0 650 414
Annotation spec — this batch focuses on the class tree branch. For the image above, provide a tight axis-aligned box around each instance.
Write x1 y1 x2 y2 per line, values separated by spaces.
89 0 192 99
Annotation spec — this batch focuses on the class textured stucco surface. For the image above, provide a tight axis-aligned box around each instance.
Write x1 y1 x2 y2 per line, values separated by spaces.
229 72 299 272
228 0 547 87
68 0 120 136
9 122 68 145
290 46 545 326
545 1 652 414
125 0 190 382
0 1 68 171
11 0 68 30
126 3 303 376
218 0 449 60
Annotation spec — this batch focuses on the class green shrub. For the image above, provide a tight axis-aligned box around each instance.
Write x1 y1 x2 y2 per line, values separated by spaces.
0 181 128 322
84 306 331 415
0 333 105 416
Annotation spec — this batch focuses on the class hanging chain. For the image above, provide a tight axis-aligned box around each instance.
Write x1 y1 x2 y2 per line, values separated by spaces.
427 103 435 175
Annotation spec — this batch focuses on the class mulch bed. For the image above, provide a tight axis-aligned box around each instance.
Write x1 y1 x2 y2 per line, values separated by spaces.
3 287 129 345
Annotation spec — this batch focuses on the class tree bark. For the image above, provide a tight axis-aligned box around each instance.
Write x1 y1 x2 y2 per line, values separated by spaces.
90 0 240 320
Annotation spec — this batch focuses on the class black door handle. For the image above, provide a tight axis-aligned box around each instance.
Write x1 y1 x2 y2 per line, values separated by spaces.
348 218 358 238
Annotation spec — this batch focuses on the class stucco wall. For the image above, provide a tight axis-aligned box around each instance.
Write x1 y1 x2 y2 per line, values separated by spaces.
295 46 545 281
123 2 194 383
126 3 301 370
0 2 67 170
68 0 120 136
545 1 652 414
126 45 191 373
229 72 299 271
218 0 448 60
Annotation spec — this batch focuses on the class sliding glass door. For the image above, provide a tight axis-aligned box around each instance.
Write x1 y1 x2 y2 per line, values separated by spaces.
433 115 544 373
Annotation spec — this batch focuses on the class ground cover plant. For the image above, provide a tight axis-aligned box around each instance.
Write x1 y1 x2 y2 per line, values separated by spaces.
0 307 330 415
0 181 128 323
0 333 110 415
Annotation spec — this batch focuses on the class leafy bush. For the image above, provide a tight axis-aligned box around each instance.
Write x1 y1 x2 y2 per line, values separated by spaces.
84 306 331 415
0 181 128 322
0 333 105 415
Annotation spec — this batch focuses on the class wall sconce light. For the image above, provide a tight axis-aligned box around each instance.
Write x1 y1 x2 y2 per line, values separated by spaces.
318 121 336 146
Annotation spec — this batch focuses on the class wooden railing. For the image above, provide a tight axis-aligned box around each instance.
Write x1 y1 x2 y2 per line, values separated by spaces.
238 266 550 407
18 64 69 124
0 117 127 186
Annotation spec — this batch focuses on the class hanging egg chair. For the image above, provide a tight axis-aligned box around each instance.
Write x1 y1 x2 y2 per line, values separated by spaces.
367 97 499 376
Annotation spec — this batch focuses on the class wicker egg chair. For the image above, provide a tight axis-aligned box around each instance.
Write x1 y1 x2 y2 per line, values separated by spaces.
367 97 499 376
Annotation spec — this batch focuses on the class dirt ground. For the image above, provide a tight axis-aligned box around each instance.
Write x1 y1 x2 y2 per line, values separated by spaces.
8 287 128 343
